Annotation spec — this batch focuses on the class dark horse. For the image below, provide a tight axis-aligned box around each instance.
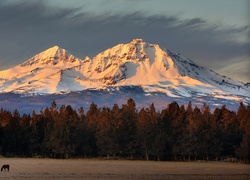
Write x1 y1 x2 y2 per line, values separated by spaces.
1 164 10 171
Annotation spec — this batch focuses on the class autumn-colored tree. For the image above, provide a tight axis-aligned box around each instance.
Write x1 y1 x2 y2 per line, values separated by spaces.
137 108 153 160
237 102 248 132
235 103 250 163
95 107 119 158
150 103 169 161
0 108 12 126
85 102 99 132
0 99 248 161
199 104 222 160
47 105 80 158
168 103 186 160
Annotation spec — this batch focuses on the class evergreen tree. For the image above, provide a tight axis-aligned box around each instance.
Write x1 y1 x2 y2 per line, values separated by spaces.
0 99 248 161
3 109 22 155
0 108 12 126
85 102 99 132
235 104 250 163
47 105 80 158
96 107 119 158
137 108 153 160
117 99 138 159
220 105 241 156
150 103 169 161
199 104 222 160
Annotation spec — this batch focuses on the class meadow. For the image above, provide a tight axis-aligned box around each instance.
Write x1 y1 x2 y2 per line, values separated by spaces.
0 158 249 180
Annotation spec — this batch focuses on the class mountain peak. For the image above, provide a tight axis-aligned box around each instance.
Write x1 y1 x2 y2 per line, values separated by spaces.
130 38 145 44
19 46 79 67
47 45 61 53
40 45 68 59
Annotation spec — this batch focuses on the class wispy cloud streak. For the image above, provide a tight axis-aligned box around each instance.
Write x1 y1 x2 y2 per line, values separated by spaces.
0 0 249 82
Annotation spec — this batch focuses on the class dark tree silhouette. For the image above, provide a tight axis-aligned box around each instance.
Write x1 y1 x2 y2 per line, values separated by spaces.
0 100 249 163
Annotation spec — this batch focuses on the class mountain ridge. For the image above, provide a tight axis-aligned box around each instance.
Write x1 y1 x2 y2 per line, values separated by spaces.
0 39 249 104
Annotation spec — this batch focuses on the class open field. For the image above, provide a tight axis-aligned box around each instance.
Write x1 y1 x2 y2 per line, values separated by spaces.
0 158 249 180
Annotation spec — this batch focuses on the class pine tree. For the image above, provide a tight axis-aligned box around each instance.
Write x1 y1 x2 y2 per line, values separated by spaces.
117 99 138 159
235 104 250 163
96 107 118 158
220 105 241 156
3 110 22 155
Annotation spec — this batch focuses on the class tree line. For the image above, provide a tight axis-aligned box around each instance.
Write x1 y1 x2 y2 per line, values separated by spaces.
0 99 249 162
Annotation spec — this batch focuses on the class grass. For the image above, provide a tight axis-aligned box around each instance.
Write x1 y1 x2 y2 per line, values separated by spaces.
0 158 249 179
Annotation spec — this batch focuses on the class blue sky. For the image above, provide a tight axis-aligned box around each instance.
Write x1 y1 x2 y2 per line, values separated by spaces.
0 0 249 82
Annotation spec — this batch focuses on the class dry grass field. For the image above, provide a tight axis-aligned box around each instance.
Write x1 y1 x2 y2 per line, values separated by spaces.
0 158 249 180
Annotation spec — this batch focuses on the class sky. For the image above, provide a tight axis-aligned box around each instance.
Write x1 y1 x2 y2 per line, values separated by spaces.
0 0 249 82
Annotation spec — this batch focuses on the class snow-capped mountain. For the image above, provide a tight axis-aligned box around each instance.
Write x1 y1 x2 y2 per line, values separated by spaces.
0 46 82 94
0 39 249 104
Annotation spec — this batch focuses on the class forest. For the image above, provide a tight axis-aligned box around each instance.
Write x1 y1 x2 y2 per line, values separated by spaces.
0 98 249 163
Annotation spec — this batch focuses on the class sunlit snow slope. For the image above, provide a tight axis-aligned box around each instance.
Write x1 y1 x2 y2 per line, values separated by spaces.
0 39 249 103
0 46 82 94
